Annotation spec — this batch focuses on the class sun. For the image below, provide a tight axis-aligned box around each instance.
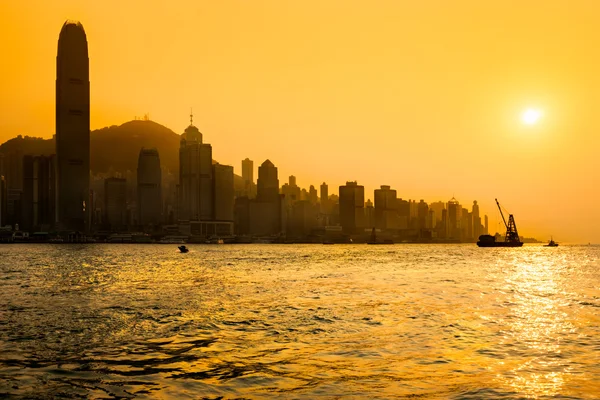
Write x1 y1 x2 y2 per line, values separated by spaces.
522 109 542 125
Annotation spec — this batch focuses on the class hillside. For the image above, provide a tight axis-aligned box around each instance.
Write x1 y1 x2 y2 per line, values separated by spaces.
0 120 244 188
0 120 181 173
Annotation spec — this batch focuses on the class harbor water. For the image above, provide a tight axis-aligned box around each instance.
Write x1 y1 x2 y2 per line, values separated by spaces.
1 244 599 399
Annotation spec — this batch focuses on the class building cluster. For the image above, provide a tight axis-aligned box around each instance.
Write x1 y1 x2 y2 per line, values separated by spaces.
0 20 490 243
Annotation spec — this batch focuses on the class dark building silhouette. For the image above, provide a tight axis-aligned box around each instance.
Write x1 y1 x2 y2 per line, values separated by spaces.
374 185 398 230
250 160 283 235
104 177 127 231
213 163 234 222
178 117 213 221
241 158 255 198
137 148 162 227
447 197 460 239
56 21 90 232
339 181 365 234
472 200 482 239
21 155 56 232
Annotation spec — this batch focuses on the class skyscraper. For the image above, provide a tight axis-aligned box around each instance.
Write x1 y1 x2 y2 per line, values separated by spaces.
178 117 213 221
242 158 253 185
56 21 90 232
374 185 398 230
257 160 279 203
339 181 365 234
472 200 481 239
241 158 254 198
137 148 162 227
213 163 234 222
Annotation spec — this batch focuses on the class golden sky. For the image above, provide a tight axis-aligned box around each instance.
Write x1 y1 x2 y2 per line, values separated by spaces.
1 0 599 242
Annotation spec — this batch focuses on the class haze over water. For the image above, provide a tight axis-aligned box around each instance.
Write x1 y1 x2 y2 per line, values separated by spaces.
1 244 599 398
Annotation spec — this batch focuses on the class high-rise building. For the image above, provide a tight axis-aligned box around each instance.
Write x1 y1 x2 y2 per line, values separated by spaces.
104 177 127 230
21 155 57 232
320 182 330 215
250 160 283 235
56 21 90 232
242 158 253 184
447 197 460 239
339 181 365 234
309 185 318 205
178 118 213 221
472 200 482 239
213 163 234 222
257 160 279 203
137 148 162 227
374 185 398 230
241 158 255 198
417 200 429 230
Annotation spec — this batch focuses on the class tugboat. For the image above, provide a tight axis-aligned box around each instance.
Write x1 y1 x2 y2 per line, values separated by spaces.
178 245 189 253
544 237 559 247
477 199 523 247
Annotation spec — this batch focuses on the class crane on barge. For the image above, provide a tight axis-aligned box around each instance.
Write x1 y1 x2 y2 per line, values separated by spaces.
477 199 523 247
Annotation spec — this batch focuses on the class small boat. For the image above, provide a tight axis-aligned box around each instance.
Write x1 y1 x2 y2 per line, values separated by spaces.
544 237 559 247
178 245 189 253
477 199 523 247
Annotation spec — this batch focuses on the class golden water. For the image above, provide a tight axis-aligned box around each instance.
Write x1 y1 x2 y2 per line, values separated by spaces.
1 244 599 398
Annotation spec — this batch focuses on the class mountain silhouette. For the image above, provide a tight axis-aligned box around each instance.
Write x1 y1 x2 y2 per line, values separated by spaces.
0 120 232 175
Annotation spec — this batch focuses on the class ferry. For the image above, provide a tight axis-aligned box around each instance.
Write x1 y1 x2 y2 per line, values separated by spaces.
544 237 559 247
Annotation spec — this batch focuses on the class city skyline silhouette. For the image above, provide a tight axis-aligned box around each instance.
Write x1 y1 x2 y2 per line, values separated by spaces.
1 2 599 242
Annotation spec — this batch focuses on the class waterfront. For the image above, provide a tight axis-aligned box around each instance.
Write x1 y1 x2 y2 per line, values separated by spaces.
1 244 599 399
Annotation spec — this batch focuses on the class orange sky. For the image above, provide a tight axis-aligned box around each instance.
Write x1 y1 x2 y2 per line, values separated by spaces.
1 0 599 242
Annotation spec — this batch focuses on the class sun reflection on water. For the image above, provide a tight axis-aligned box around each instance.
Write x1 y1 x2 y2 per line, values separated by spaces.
494 250 577 398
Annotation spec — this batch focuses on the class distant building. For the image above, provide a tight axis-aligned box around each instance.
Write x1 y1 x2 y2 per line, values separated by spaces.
374 185 398 230
472 200 482 239
339 181 365 234
250 160 283 235
320 182 330 215
309 185 318 205
241 158 255 198
56 21 90 232
137 148 162 227
213 163 234 222
447 197 460 239
178 119 213 221
21 155 57 232
484 215 489 235
417 200 429 230
104 177 127 231
365 199 375 229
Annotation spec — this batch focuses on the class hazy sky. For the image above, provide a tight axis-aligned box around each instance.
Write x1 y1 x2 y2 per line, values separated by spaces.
1 0 599 242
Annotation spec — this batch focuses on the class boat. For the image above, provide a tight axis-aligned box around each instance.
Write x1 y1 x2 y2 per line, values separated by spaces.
544 237 559 247
322 241 334 245
178 245 189 253
477 199 523 247
367 228 394 245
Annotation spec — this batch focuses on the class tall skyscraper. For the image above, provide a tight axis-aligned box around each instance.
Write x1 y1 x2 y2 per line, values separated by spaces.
339 181 365 234
178 116 213 221
250 160 283 235
257 160 279 202
137 148 162 227
241 158 254 198
242 158 253 185
447 197 460 239
56 21 90 232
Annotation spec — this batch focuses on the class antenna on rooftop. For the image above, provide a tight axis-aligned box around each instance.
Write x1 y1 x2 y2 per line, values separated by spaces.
190 108 193 126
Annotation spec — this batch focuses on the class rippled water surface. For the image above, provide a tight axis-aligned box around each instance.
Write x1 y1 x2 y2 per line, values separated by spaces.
1 244 599 399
